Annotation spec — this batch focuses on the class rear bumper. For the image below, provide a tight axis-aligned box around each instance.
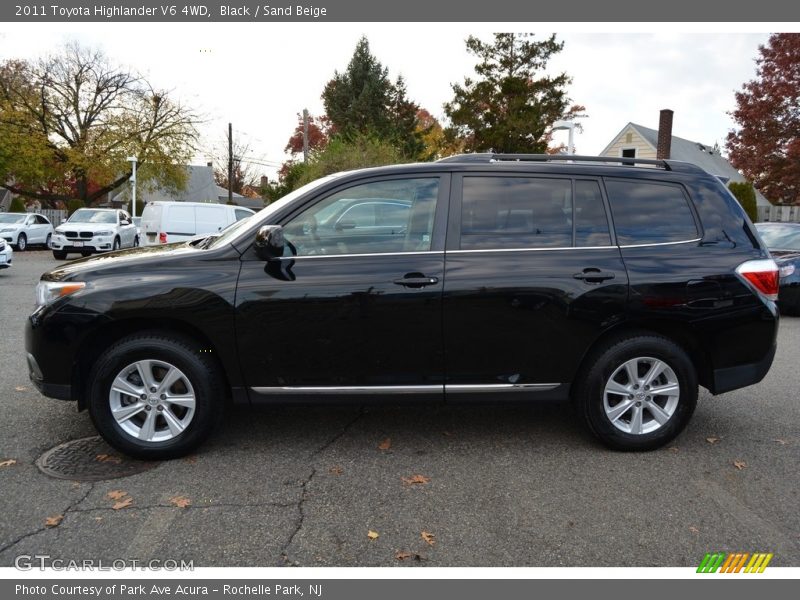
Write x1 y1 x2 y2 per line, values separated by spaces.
711 340 777 395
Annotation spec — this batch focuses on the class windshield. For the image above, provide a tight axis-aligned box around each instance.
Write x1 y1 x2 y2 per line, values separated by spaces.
0 214 27 224
68 209 117 224
205 173 346 250
756 224 800 251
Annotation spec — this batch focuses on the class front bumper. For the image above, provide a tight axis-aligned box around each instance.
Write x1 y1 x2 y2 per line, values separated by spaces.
51 235 114 252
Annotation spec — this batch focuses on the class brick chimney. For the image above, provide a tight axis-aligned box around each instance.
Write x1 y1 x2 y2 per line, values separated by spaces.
656 109 674 160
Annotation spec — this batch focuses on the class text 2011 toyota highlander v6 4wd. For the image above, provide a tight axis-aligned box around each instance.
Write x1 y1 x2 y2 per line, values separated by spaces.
26 155 779 459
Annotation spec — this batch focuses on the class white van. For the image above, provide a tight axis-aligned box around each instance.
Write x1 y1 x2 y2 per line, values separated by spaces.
140 201 256 246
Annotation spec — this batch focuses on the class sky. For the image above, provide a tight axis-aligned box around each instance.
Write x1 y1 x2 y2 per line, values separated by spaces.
0 24 771 180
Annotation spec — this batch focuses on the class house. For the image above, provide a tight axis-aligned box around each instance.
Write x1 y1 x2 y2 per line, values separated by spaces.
109 164 264 210
600 109 772 207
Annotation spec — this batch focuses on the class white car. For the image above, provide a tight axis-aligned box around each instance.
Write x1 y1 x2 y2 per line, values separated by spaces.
0 238 12 269
0 212 54 251
51 208 138 259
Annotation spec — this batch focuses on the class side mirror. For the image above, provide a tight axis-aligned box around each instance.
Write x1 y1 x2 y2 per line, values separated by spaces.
254 225 285 260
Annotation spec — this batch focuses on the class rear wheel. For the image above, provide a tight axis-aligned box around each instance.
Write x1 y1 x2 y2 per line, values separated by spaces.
87 333 224 459
573 334 697 451
16 233 26 251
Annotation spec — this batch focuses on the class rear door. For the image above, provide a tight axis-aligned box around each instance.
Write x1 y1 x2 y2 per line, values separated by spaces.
196 205 228 236
442 174 629 399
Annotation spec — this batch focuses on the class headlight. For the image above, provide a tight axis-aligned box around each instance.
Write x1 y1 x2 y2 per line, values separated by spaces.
0 228 12 233
780 263 796 278
35 281 86 308
95 230 113 236
54 228 65 234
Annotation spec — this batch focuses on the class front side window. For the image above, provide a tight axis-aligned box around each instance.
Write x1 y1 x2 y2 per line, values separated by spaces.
605 180 698 245
283 178 439 256
460 177 573 250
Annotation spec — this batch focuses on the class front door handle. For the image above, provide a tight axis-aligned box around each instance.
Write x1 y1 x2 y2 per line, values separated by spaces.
573 268 616 283
394 273 439 288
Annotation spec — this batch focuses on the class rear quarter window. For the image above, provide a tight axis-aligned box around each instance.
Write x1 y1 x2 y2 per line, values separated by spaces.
605 179 698 245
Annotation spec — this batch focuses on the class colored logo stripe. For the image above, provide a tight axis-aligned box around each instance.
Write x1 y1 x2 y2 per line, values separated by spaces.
697 552 773 573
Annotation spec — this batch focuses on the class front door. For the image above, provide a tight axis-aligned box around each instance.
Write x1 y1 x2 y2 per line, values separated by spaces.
235 175 449 400
442 174 629 398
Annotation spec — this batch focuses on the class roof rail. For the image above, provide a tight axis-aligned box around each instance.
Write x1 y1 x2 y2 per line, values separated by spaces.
436 153 706 174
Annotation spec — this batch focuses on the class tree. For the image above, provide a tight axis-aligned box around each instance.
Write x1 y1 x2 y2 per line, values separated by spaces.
444 33 582 154
727 33 800 205
728 181 758 222
284 113 332 157
0 43 200 207
213 134 262 197
8 196 25 212
321 36 423 157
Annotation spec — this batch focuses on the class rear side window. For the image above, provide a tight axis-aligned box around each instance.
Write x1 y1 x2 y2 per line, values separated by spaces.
605 179 698 245
460 177 573 249
575 180 611 247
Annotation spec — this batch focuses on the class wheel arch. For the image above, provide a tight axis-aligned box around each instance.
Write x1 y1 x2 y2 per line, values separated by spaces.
74 317 233 410
570 319 713 397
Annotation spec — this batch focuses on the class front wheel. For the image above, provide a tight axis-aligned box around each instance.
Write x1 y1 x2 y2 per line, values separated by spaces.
573 334 697 451
87 334 225 459
45 233 52 249
52 250 67 260
16 233 26 251
112 236 121 251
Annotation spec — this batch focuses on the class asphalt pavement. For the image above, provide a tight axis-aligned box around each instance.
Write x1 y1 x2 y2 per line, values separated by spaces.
0 250 798 567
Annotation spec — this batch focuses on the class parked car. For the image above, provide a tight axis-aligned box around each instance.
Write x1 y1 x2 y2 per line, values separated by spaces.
139 201 255 246
26 154 779 459
0 212 54 251
0 238 12 269
755 222 800 314
132 216 142 241
51 208 138 259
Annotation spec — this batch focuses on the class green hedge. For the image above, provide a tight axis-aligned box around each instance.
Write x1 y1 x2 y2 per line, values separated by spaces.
66 199 85 216
728 181 758 222
8 197 26 213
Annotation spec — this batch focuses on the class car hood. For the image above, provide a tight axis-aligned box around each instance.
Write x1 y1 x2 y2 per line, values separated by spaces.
0 224 24 230
56 223 115 232
42 241 203 282
770 249 800 261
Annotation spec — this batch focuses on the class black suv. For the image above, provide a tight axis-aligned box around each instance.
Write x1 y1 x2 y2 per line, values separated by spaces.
26 155 779 458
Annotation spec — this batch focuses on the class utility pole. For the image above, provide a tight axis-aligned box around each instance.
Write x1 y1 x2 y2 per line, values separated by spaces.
302 109 309 163
227 122 233 205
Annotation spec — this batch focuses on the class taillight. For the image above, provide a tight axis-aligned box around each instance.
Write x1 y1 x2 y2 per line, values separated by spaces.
159 232 167 244
736 259 779 301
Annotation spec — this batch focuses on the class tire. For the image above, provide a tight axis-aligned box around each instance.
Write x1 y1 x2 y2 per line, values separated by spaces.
112 236 120 251
133 235 140 247
45 233 52 249
52 250 67 260
81 250 92 257
573 334 697 451
87 333 225 460
16 233 26 251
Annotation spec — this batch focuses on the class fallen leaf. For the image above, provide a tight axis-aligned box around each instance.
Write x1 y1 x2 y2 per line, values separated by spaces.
733 460 747 470
395 551 414 561
94 517 103 522
0 459 17 468
689 526 700 534
773 439 788 446
706 437 721 445
667 447 679 453
107 490 128 501
378 437 392 451
45 515 63 527
169 496 191 508
442 431 452 437
329 465 343 476
367 530 380 540
421 530 436 546
14 386 28 392
112 497 133 510
402 474 431 486
183 455 198 464
95 454 122 464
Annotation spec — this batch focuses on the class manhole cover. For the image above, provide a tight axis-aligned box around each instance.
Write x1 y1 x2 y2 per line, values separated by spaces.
36 436 160 481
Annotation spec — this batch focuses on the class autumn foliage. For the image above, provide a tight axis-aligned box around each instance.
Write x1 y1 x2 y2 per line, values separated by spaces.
727 33 800 205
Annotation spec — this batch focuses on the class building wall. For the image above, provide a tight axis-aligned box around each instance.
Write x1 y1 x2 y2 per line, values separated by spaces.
601 126 657 159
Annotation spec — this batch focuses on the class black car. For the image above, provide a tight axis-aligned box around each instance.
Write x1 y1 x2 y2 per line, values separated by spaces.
26 154 779 459
754 222 800 314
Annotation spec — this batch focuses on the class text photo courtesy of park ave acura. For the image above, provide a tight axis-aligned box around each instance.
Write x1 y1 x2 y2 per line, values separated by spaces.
1 2 799 585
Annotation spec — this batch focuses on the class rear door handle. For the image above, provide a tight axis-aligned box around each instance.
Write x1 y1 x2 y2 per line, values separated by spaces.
393 274 439 288
573 269 616 283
